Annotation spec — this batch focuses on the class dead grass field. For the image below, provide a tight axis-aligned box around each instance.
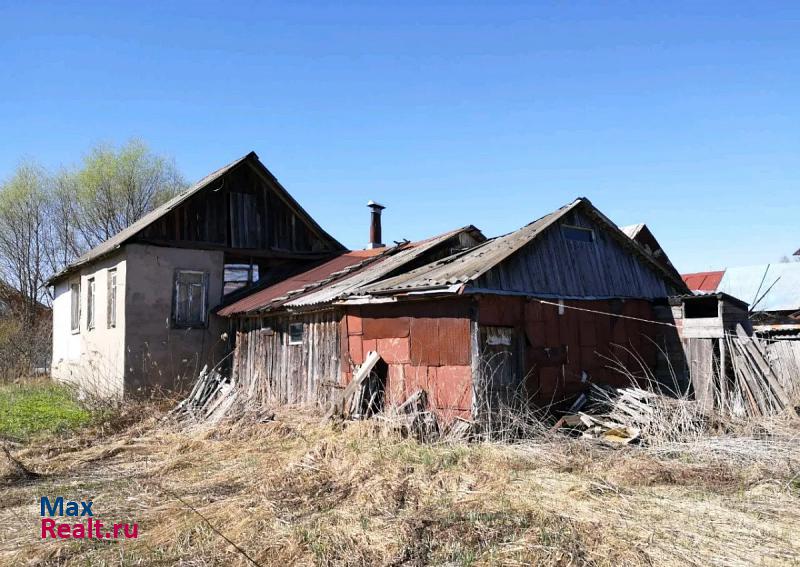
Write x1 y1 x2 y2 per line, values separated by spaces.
1 407 799 566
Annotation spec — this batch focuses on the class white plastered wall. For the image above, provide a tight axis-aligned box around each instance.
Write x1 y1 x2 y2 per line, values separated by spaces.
51 251 127 397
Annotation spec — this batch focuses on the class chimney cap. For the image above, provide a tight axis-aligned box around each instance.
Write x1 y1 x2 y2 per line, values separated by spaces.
367 200 386 210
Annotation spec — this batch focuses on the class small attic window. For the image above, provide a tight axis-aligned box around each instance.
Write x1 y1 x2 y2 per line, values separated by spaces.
562 225 595 243
684 297 719 319
289 323 304 345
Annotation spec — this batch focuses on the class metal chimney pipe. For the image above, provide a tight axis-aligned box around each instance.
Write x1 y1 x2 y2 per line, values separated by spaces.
367 200 386 249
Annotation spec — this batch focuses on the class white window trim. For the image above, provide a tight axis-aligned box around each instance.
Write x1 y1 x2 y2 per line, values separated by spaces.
107 268 117 329
86 277 96 330
70 282 81 334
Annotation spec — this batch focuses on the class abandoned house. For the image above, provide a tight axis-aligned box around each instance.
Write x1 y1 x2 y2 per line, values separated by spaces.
218 197 690 419
49 148 700 419
48 152 343 395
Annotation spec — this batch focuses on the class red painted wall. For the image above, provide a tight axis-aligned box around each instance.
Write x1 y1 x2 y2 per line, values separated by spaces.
341 294 666 418
477 295 663 402
341 299 473 419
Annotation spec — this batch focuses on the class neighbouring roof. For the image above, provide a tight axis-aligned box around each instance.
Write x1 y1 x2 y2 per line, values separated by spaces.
682 270 725 292
619 224 645 239
47 152 344 284
619 222 683 282
218 226 485 316
359 198 689 297
717 263 800 313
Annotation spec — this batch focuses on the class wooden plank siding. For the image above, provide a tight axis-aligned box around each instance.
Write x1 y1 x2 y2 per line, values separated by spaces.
232 310 341 406
137 163 333 254
475 209 674 299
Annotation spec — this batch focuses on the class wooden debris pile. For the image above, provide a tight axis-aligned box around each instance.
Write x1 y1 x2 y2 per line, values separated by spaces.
552 384 713 444
171 365 239 424
324 351 382 421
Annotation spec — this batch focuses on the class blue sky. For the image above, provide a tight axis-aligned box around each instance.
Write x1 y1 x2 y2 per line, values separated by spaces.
1 1 798 272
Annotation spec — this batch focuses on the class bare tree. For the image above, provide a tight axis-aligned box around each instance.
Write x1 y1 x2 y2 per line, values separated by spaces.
66 139 186 249
0 162 53 311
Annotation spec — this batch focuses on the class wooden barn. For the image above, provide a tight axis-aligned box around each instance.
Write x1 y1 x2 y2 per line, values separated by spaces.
219 198 690 419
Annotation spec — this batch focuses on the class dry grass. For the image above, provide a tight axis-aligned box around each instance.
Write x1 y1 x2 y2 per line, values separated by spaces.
1 406 799 566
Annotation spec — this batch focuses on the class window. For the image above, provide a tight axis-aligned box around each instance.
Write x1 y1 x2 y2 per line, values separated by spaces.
562 225 595 243
684 296 719 319
224 263 259 295
70 283 80 333
289 323 304 345
86 278 96 330
172 270 208 328
107 269 117 328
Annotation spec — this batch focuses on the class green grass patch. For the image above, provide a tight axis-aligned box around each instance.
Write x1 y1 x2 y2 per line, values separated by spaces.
0 382 91 441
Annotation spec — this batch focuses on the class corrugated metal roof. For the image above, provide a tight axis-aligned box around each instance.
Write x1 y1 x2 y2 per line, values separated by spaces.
47 151 344 284
682 270 725 292
359 198 688 297
220 226 484 315
717 263 800 312
217 249 386 316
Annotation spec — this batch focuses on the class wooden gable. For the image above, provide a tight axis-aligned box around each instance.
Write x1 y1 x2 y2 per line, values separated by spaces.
475 207 678 299
136 159 341 256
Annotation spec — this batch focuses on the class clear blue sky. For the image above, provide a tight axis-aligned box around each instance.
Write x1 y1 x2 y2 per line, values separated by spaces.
2 1 798 272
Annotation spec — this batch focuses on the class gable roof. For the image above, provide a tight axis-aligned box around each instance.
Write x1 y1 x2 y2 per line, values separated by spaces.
360 198 689 296
48 152 344 284
218 225 485 316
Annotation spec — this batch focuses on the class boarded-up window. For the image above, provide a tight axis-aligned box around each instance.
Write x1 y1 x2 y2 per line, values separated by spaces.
86 278 96 330
107 269 117 328
70 283 80 333
172 270 208 328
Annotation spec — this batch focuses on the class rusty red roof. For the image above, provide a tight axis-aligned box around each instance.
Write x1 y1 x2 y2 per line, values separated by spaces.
217 225 486 316
217 249 385 316
682 270 725 292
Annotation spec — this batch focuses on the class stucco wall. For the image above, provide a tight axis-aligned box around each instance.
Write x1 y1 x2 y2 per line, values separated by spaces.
51 251 127 396
124 244 227 393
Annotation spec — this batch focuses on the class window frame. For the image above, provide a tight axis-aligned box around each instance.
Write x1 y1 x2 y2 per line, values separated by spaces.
107 268 117 329
70 282 81 334
86 277 96 330
288 322 304 345
561 224 595 243
171 269 209 329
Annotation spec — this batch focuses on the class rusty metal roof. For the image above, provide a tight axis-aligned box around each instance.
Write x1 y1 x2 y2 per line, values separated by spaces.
48 152 344 284
359 198 689 297
219 225 485 316
217 249 386 316
682 270 725 292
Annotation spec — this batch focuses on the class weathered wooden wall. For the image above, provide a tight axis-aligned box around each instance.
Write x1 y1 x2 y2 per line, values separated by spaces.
342 299 474 419
138 163 336 253
232 310 341 405
475 208 676 299
766 339 800 400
